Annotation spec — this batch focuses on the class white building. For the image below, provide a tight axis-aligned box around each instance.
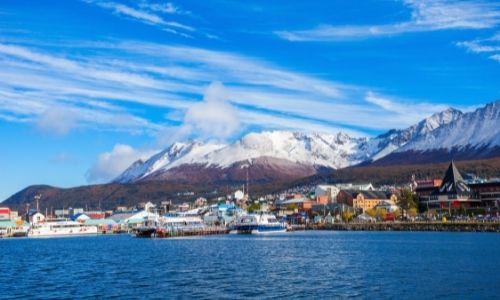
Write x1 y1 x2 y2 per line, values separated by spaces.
336 183 374 191
375 200 399 213
234 190 244 200
315 185 341 203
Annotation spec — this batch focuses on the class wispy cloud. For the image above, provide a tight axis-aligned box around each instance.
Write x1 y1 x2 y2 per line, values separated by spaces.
276 0 500 41
138 1 191 15
456 32 500 63
84 1 194 36
0 40 462 142
365 91 452 125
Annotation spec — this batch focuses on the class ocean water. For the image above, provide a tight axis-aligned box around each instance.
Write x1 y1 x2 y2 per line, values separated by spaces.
0 231 499 299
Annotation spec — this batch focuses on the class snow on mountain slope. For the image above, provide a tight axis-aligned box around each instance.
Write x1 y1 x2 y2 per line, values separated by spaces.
114 141 225 183
115 101 500 183
201 131 372 169
115 131 374 183
369 108 463 154
398 101 500 152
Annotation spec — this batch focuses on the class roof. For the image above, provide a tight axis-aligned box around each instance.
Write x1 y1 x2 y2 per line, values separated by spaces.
376 200 397 207
0 220 16 228
436 161 471 195
276 198 311 205
342 189 390 200
108 212 136 222
84 219 117 226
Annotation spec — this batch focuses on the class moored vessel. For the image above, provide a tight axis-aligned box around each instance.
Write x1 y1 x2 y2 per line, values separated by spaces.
230 213 287 234
28 220 98 238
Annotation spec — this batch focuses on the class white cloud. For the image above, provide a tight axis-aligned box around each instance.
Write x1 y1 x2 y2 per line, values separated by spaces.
36 107 77 135
168 81 241 142
456 32 500 63
490 54 500 62
276 0 500 41
0 40 467 141
87 1 194 34
86 144 157 183
139 1 190 15
364 91 453 125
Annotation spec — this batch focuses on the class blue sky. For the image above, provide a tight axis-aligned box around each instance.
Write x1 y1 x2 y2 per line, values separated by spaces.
0 0 499 200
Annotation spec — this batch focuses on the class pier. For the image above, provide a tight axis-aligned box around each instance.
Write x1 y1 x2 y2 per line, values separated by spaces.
152 226 230 238
306 221 500 232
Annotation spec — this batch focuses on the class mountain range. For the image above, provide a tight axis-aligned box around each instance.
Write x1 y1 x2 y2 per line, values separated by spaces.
3 101 499 210
115 101 500 185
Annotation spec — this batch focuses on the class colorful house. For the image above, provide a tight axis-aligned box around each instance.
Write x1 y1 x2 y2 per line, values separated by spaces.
337 190 397 213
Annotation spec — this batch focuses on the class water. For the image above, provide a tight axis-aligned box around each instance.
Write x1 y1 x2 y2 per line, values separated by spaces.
1 231 499 299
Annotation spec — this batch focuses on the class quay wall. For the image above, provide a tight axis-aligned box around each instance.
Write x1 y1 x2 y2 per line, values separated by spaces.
305 222 500 232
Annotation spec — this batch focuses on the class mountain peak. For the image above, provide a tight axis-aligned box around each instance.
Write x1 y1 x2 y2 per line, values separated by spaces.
115 102 499 184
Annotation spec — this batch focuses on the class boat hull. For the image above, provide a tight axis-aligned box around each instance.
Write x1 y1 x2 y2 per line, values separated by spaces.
134 228 156 238
28 229 98 238
28 223 98 238
231 224 287 234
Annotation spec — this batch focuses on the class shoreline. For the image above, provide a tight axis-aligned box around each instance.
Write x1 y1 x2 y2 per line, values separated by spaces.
302 222 500 233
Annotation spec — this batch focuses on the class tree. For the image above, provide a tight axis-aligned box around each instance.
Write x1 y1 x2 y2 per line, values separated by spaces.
342 211 353 223
408 208 418 219
392 209 402 220
376 208 387 221
365 208 377 218
398 189 419 213
247 203 261 213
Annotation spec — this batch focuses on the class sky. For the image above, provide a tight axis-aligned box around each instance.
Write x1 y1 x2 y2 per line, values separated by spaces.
0 0 499 200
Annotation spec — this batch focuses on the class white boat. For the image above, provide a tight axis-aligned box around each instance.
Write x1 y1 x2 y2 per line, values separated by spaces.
230 213 287 234
162 214 206 230
28 220 98 238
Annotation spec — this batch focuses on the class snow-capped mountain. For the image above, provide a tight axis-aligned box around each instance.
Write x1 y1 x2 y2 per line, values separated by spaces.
115 101 500 184
397 102 499 152
367 108 463 160
115 141 225 183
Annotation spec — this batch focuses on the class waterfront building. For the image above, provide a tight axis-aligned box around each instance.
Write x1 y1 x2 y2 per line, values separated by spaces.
71 213 91 223
84 211 106 219
416 161 500 212
428 161 480 210
84 218 118 232
375 200 399 213
469 181 500 212
336 190 397 213
415 179 443 208
314 185 340 203
275 197 314 216
54 209 70 219
0 207 10 220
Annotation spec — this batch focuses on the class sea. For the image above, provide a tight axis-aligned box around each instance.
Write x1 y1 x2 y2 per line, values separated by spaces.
1 231 499 299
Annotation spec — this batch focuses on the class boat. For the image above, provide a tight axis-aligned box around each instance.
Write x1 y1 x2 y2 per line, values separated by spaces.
133 214 161 238
28 220 98 238
230 213 287 234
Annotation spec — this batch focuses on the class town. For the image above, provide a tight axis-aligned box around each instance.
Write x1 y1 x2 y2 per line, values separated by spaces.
1 161 499 238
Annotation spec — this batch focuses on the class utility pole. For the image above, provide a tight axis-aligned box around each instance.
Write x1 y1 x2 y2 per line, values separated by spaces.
246 166 249 201
34 194 41 212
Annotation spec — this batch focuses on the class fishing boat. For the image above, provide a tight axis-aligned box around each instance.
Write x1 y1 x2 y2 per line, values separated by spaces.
28 220 98 238
230 213 287 234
